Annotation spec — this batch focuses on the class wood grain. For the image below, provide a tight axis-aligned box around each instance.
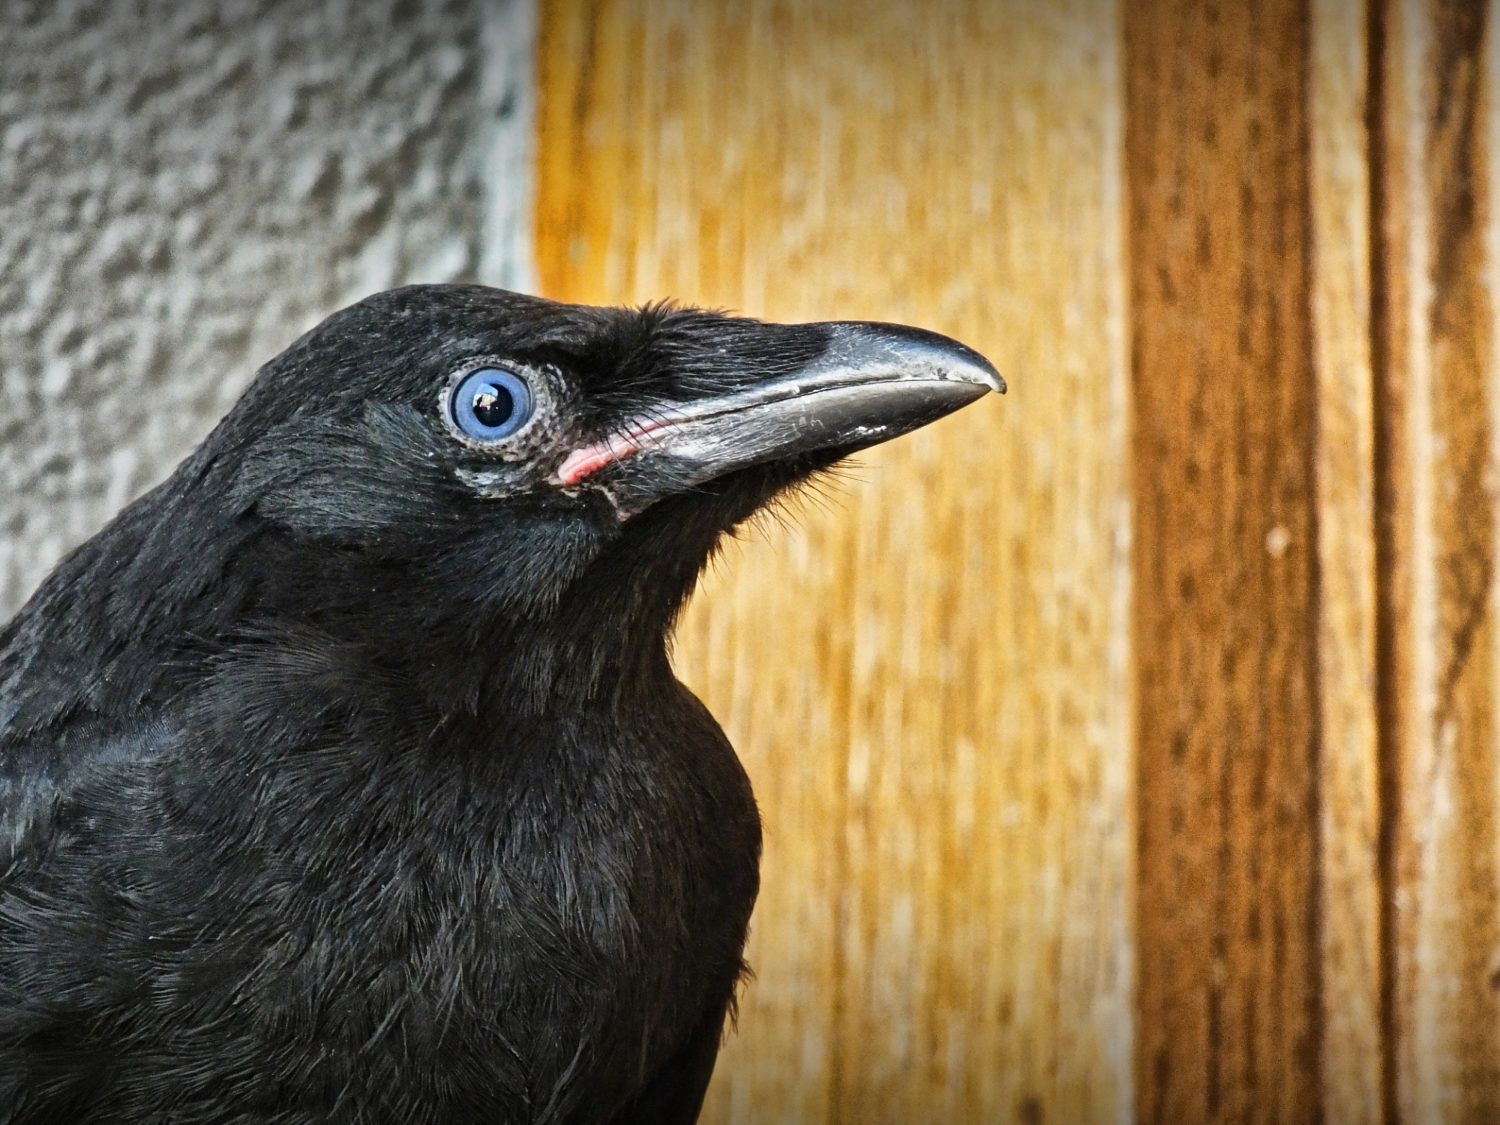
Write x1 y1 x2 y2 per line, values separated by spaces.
535 0 1500 1120
1376 0 1500 1119
1311 0 1386 1121
1125 1 1322 1121
537 1 1133 1121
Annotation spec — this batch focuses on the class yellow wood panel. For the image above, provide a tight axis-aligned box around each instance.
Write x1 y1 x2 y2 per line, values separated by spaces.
1310 1 1386 1121
1377 0 1500 1119
537 1 1132 1121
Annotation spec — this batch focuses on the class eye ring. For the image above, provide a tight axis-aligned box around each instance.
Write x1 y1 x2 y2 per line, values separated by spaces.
449 367 534 442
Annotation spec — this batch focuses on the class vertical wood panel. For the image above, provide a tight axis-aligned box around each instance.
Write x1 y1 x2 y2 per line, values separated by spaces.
1310 1 1386 1121
538 0 1500 1119
1377 0 1500 1119
537 1 1132 1121
1125 1 1322 1122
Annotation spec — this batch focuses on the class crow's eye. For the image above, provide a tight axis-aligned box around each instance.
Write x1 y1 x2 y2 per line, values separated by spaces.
450 368 534 442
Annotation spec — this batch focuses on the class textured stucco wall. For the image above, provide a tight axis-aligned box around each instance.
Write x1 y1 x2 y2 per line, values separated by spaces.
0 0 534 615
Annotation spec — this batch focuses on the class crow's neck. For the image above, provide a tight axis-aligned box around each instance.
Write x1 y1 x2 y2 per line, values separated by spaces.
414 518 722 722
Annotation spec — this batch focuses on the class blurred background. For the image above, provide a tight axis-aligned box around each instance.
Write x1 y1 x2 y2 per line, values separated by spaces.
2 0 1496 1122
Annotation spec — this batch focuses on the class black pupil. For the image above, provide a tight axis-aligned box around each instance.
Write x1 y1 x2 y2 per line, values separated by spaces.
472 382 515 428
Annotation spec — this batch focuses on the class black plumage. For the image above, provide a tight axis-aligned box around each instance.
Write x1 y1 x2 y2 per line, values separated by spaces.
0 284 1001 1123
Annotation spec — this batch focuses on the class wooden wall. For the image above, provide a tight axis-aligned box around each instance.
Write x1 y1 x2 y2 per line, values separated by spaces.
535 0 1500 1121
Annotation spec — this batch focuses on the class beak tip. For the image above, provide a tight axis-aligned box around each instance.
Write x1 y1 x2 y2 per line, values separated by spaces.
831 321 1003 397
948 354 1005 397
954 352 1002 402
974 366 1006 395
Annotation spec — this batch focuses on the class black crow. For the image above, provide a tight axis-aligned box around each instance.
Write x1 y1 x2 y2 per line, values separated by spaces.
0 284 1001 1123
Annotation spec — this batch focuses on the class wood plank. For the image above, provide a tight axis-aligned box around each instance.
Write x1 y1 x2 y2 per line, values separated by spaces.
1375 1 1500 1119
1310 1 1386 1121
1124 1 1323 1121
536 1 1132 1121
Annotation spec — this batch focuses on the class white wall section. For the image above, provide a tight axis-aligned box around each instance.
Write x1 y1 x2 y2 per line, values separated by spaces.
0 0 536 614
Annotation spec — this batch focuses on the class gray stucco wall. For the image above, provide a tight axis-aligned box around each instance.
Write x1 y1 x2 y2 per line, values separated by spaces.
0 0 534 615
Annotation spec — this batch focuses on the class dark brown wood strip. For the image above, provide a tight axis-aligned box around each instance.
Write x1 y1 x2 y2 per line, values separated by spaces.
1126 0 1323 1120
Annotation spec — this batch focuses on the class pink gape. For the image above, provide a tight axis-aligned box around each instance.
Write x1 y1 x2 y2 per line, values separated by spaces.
555 417 673 486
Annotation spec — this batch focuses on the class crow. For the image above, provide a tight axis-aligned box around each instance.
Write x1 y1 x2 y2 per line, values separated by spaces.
0 284 1002 1123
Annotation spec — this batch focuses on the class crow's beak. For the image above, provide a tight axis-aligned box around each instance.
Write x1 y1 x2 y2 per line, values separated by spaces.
556 321 1003 501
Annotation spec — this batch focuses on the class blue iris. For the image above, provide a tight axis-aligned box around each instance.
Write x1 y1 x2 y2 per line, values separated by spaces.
450 368 533 442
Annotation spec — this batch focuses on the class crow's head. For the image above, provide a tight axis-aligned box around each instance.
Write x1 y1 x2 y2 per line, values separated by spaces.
184 285 1001 704
227 285 998 594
